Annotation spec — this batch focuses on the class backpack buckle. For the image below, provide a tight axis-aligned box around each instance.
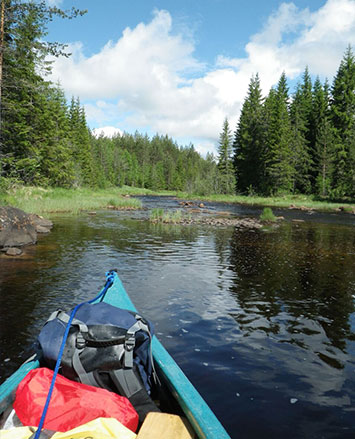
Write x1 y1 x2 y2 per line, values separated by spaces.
76 332 86 349
125 335 135 351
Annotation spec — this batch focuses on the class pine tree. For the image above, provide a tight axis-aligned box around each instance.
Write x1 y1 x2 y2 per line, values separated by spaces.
218 117 235 194
233 74 264 194
330 45 355 197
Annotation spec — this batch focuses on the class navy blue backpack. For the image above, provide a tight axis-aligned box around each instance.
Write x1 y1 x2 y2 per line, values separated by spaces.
38 302 160 422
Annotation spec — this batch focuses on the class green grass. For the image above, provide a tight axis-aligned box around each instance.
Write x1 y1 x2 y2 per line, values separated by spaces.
0 186 143 215
174 192 355 213
260 207 277 222
150 208 183 223
150 208 165 221
2 184 354 216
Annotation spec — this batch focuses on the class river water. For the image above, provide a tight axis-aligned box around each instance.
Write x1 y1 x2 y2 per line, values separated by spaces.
0 196 354 438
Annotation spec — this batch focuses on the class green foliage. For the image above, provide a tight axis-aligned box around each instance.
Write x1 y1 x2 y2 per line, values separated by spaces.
2 186 142 214
90 133 218 195
150 208 183 223
260 207 277 222
217 118 235 194
330 45 355 198
263 73 295 194
1 2 354 203
232 47 355 200
234 73 265 194
150 208 165 221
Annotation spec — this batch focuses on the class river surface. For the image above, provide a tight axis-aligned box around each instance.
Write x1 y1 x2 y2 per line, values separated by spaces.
0 196 354 438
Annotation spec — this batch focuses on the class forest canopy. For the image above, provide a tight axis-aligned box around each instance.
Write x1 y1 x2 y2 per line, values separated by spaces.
0 1 354 200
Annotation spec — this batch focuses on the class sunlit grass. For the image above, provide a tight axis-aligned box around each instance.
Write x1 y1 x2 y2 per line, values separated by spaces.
260 207 277 222
175 192 355 212
150 208 183 223
1 186 143 215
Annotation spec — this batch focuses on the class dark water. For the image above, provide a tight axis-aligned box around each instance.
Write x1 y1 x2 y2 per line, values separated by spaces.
0 196 354 438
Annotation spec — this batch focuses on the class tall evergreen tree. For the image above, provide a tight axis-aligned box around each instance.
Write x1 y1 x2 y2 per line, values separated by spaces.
218 117 235 194
68 97 93 186
290 67 313 193
311 78 335 196
263 72 295 194
233 73 265 194
0 0 85 184
330 45 355 197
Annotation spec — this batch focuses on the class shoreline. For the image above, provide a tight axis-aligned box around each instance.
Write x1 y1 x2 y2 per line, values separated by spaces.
1 185 354 215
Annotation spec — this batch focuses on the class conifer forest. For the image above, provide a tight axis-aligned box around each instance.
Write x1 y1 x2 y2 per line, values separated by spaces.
0 1 354 200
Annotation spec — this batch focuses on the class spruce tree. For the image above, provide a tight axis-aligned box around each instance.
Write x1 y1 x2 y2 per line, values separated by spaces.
218 117 235 194
330 45 355 197
263 73 295 194
290 68 313 193
0 0 86 184
68 97 94 186
311 78 335 196
233 74 264 194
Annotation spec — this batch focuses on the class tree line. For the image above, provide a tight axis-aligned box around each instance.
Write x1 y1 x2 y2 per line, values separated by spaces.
0 1 353 200
0 0 220 193
218 47 355 199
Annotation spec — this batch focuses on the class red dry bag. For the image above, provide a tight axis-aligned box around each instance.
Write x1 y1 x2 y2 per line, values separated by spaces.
13 368 139 432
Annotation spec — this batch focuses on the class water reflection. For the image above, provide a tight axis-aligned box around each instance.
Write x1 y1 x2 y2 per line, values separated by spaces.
228 222 355 410
0 201 355 438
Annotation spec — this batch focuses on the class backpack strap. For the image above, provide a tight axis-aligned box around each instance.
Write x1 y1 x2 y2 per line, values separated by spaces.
124 314 152 369
109 368 143 398
47 310 89 335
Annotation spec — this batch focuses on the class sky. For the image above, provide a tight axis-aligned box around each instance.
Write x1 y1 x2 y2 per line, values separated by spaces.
45 0 355 155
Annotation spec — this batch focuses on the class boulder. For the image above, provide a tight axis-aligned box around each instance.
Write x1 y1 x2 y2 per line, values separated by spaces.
5 247 23 256
0 206 37 248
36 225 51 234
29 213 53 230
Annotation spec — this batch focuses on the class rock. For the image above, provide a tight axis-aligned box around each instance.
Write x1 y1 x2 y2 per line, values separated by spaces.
199 203 205 208
36 225 51 234
29 214 53 230
179 201 195 208
5 247 23 256
88 211 97 215
0 206 37 248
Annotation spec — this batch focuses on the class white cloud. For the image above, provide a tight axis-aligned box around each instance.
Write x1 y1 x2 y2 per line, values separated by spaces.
48 1 355 155
46 0 63 6
92 126 123 138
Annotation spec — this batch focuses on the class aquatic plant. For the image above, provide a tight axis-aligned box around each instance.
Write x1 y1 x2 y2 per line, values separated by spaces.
260 207 277 222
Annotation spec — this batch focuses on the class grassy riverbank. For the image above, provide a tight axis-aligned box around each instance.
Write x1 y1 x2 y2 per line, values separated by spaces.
1 185 353 215
175 192 355 213
0 186 150 215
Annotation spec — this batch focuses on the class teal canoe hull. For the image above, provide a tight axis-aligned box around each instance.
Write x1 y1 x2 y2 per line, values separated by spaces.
0 271 230 439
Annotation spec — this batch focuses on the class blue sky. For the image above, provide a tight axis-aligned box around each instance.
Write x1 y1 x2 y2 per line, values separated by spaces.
46 0 355 155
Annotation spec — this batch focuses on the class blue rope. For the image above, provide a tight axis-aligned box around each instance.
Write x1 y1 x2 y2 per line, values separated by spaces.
33 272 115 439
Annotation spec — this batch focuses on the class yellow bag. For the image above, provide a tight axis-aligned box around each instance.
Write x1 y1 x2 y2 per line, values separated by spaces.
0 426 36 439
52 418 137 439
0 418 137 439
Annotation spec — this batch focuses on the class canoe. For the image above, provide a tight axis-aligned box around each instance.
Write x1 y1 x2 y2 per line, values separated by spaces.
0 270 230 439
